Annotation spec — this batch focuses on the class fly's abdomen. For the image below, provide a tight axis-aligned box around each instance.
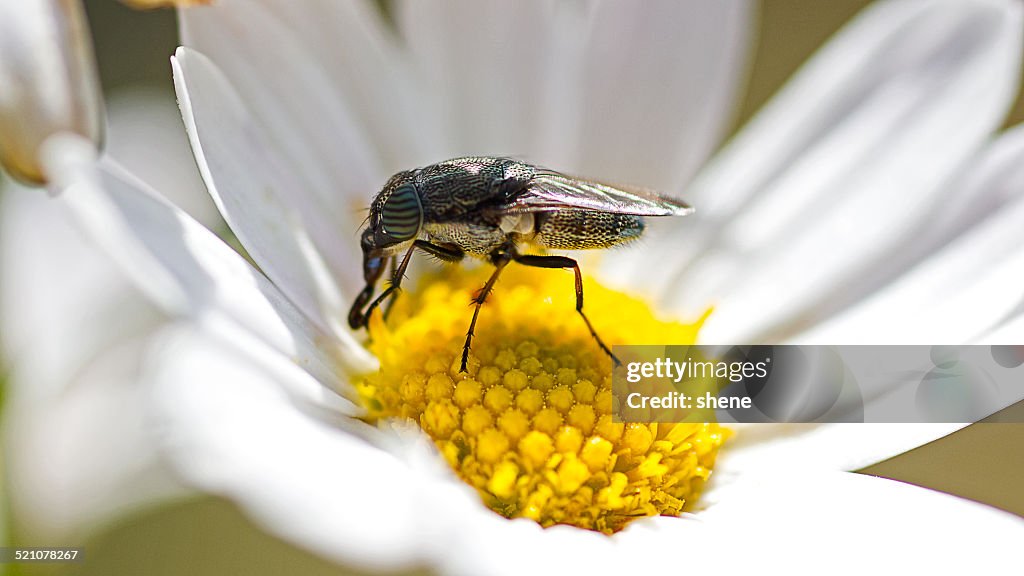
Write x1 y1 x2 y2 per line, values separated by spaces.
535 210 644 250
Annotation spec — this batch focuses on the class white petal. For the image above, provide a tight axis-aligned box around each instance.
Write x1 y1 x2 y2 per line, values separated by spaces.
47 135 375 394
178 0 383 209
5 333 189 541
795 125 1024 344
0 182 153 391
1 182 187 539
146 326 436 571
396 0 566 158
983 313 1024 343
173 47 362 325
2 88 221 393
395 0 751 186
635 0 1023 340
439 509 617 576
571 0 753 191
241 0 440 169
104 86 220 230
674 471 1021 573
0 0 103 184
0 86 238 538
715 423 966 479
444 469 1022 574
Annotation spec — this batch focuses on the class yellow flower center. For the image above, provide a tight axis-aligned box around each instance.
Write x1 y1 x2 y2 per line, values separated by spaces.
357 265 727 534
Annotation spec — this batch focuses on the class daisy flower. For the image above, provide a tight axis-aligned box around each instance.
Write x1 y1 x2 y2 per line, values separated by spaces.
8 0 1024 573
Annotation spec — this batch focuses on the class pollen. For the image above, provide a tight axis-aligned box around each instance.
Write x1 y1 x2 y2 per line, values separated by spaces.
357 265 727 534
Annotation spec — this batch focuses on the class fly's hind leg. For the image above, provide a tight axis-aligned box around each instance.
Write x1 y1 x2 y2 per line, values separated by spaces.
513 254 621 367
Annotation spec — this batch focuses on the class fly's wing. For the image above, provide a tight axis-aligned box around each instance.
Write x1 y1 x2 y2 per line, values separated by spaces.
500 170 693 217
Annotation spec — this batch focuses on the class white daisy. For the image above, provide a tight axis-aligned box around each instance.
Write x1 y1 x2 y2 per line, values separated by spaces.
13 0 1024 573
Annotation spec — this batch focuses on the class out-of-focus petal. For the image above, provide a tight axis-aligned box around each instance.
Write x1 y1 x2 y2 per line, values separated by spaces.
1 183 186 540
146 326 441 571
173 47 362 323
396 0 750 191
0 0 103 184
177 0 382 211
396 0 565 159
625 0 1022 341
571 0 752 191
46 134 376 397
2 85 215 397
0 84 239 540
247 0 439 170
4 334 189 541
0 184 154 391
794 125 1024 344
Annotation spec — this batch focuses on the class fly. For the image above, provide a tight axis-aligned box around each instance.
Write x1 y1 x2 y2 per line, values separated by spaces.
348 156 693 372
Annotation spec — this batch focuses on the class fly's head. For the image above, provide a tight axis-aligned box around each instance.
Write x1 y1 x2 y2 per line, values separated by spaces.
361 171 423 279
349 171 423 329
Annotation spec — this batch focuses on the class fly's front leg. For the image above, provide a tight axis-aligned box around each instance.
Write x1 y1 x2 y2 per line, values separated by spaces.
348 284 376 329
382 241 464 321
361 244 416 329
514 254 621 367
381 255 400 321
461 249 511 372
348 251 387 330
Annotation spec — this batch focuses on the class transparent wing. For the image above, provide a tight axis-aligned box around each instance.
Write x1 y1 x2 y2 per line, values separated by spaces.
504 170 693 217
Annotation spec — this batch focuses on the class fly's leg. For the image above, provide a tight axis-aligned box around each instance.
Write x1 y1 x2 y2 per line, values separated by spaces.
381 255 400 321
514 254 621 367
360 244 416 329
348 283 378 330
461 254 511 372
382 241 464 321
414 239 465 263
348 251 387 330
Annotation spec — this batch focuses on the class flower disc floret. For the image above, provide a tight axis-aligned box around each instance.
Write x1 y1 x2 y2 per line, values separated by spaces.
357 266 726 533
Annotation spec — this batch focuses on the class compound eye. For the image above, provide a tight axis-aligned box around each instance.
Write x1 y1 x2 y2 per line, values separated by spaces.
380 183 422 241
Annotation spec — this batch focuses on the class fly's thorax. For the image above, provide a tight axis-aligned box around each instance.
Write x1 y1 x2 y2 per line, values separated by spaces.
535 210 645 250
416 157 535 221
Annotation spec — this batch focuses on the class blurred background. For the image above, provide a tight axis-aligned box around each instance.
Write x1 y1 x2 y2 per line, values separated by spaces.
1 0 1023 574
